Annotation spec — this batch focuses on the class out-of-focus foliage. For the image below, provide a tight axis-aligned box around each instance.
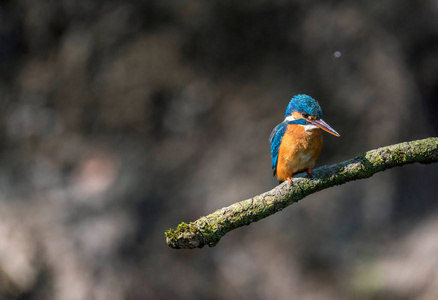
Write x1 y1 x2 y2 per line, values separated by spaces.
0 0 437 299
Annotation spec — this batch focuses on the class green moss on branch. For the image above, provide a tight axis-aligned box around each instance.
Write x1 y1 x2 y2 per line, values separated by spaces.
165 137 438 249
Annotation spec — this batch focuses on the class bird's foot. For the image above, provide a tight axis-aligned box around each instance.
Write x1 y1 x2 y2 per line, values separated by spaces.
286 177 293 184
306 168 314 179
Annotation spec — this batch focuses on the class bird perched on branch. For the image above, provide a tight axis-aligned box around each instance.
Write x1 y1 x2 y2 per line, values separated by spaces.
270 94 340 183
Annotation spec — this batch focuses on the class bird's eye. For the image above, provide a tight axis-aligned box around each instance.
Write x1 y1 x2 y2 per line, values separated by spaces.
302 113 309 119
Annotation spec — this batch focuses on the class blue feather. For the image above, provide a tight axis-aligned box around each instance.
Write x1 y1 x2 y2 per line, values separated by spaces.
285 94 323 119
269 122 287 174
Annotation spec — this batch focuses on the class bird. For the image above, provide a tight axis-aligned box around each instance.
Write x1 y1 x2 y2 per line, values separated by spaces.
270 94 340 183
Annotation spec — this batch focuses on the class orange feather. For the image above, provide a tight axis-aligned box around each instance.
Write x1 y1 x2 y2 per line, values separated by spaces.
276 124 323 182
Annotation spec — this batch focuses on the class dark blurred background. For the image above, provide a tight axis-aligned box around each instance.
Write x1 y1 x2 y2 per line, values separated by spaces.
0 0 437 299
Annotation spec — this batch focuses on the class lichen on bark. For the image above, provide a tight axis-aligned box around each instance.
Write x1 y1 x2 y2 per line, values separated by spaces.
165 137 438 249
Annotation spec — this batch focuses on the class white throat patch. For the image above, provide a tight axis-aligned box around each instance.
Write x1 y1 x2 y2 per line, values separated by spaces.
303 124 319 131
284 115 296 122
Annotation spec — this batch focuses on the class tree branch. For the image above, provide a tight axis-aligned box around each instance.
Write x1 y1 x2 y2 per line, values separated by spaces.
165 137 438 249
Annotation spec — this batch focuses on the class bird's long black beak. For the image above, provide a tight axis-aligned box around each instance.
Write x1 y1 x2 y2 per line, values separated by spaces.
310 119 340 137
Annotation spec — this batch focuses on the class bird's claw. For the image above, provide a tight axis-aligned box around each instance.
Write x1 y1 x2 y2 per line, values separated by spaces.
306 168 314 179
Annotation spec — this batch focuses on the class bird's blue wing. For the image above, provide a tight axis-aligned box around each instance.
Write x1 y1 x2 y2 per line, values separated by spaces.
269 122 288 175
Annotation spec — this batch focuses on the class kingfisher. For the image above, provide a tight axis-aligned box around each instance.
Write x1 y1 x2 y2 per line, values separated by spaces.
270 94 340 183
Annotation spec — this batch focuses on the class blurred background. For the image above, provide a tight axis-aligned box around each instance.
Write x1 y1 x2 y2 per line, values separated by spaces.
0 0 437 299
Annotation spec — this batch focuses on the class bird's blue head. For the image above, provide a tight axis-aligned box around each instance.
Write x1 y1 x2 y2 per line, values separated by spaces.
284 94 340 137
285 94 323 119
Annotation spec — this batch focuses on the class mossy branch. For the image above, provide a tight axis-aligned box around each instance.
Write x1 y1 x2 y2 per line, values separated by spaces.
165 137 438 249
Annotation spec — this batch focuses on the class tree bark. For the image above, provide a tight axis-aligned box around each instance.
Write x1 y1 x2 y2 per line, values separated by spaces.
165 137 438 249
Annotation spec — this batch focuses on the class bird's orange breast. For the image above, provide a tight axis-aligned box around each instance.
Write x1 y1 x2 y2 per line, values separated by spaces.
276 125 323 182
